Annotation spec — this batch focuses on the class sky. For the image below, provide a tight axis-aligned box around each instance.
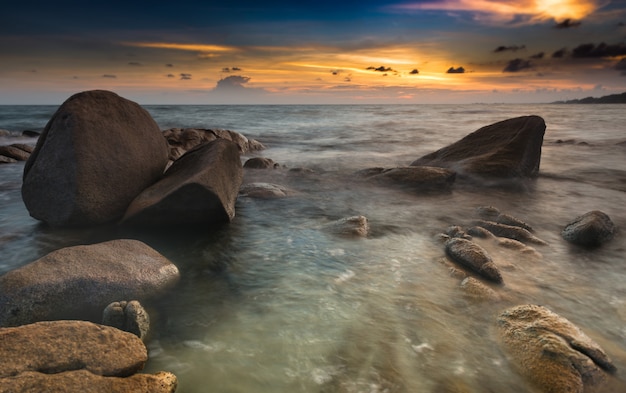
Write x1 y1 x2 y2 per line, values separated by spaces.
1 0 626 104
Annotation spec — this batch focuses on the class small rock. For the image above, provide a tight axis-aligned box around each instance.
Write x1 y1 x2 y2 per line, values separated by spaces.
325 216 370 238
239 182 296 198
243 157 279 169
460 277 501 302
102 301 150 340
444 238 503 284
561 210 616 247
472 220 546 245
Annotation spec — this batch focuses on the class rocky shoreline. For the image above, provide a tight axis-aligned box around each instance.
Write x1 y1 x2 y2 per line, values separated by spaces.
0 90 621 392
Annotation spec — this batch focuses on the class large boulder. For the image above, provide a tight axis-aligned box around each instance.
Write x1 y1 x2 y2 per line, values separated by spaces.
0 239 180 327
561 210 616 247
444 237 503 284
497 304 616 393
122 139 242 226
0 320 177 393
21 90 169 227
411 115 545 178
163 127 264 161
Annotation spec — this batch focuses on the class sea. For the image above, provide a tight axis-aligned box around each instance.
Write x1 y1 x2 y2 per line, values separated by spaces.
1 104 625 392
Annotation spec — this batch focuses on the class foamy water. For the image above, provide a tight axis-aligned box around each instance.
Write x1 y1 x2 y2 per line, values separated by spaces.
1 104 625 392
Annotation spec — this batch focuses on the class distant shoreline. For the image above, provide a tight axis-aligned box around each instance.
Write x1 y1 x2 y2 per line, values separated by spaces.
553 92 626 104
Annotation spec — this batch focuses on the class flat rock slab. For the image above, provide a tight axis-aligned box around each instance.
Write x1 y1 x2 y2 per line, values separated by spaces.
411 115 545 178
122 139 242 226
0 239 180 327
0 370 177 393
21 90 169 227
497 304 616 393
0 321 147 378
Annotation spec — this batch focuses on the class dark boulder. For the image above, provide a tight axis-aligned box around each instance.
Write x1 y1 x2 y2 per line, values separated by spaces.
561 210 616 247
357 166 456 191
411 115 545 178
122 139 243 226
244 157 279 169
497 304 616 393
0 239 180 327
21 90 169 227
444 237 503 284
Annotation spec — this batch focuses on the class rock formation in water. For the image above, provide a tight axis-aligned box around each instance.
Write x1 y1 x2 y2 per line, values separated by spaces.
561 210 616 247
21 90 169 227
0 239 180 327
122 139 242 226
102 300 150 341
444 237 503 284
356 166 456 191
0 320 177 392
243 157 280 169
411 115 545 178
471 220 547 245
497 304 616 393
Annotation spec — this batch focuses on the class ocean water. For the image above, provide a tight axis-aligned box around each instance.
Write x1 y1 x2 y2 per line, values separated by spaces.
1 104 625 392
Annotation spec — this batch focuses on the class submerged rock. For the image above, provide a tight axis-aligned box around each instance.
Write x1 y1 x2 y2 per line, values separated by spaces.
239 182 297 199
444 237 503 284
243 157 279 169
21 90 169 227
122 139 243 226
357 166 456 191
497 304 616 393
0 239 180 327
324 215 370 238
561 210 616 247
460 277 501 302
411 115 545 178
472 220 546 245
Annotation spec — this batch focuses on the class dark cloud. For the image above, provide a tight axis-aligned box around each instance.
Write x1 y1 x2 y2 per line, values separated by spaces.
222 67 231 73
367 66 394 72
232 67 241 71
552 48 568 58
446 66 465 74
503 58 533 72
128 62 142 66
572 42 626 58
616 58 626 75
166 74 175 78
102 74 116 78
494 45 525 53
165 64 173 67
344 75 352 82
180 73 192 80
331 69 342 75
554 19 581 29
215 75 251 90
530 52 544 59
409 69 419 74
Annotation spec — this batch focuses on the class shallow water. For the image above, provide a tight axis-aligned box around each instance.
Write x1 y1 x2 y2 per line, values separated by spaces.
1 104 625 392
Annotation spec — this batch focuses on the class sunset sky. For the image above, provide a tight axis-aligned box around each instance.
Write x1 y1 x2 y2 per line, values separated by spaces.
2 0 625 104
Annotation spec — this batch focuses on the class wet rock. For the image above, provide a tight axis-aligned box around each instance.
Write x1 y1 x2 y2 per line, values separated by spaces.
444 238 503 284
0 155 17 164
497 304 616 393
495 213 534 232
411 115 545 178
460 277 501 302
0 145 30 161
466 226 494 239
0 370 177 393
0 320 147 377
0 129 10 137
244 157 279 169
122 139 243 226
561 210 616 247
21 90 169 227
357 166 456 191
324 216 370 238
102 301 150 340
472 220 547 245
239 182 297 199
21 130 41 138
0 239 180 327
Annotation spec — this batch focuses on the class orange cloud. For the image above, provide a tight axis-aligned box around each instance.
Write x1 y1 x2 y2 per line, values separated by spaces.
394 0 607 24
123 42 237 53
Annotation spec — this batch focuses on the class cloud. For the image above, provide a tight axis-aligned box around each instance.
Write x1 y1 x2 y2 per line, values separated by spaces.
165 63 173 67
616 58 626 75
367 66 395 72
166 74 175 78
554 18 582 28
503 58 533 72
530 52 545 59
180 73 192 80
232 67 241 71
446 66 465 74
102 74 116 78
391 0 604 26
215 75 251 91
410 69 419 74
128 62 142 66
494 45 526 53
571 42 626 58
552 48 568 58
222 67 231 73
